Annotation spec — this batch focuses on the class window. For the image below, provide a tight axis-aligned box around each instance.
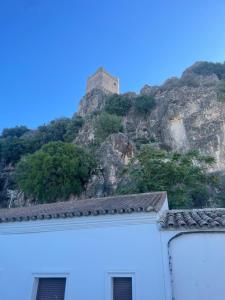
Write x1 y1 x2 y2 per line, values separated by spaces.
113 277 132 300
36 278 66 300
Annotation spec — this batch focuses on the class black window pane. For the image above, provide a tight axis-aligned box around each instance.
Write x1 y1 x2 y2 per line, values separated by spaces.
113 277 132 300
36 278 66 300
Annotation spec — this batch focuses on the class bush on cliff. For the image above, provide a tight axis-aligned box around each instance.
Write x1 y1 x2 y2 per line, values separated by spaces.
2 126 30 138
117 145 218 209
191 62 225 80
133 95 156 115
104 94 132 116
15 141 95 203
94 112 123 141
216 80 225 102
0 116 84 166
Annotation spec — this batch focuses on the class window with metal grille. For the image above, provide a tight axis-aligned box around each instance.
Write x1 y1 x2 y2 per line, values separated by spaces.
113 277 132 300
36 278 66 300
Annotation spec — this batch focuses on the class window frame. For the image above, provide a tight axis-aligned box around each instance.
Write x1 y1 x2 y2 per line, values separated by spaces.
106 271 136 300
31 272 70 300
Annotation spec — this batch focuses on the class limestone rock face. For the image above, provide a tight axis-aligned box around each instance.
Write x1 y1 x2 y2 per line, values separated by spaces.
77 88 110 117
0 168 26 208
76 65 225 180
84 133 135 197
155 80 225 172
140 84 159 96
3 61 225 206
123 74 225 173
75 117 95 146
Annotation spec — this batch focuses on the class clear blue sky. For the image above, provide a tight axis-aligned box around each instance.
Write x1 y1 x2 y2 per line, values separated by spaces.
1 0 225 132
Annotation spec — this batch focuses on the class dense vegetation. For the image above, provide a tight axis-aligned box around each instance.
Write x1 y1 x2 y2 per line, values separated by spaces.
0 117 83 166
0 116 86 206
1 68 225 209
104 93 156 116
216 80 225 102
162 61 225 90
117 145 221 209
191 62 225 80
133 95 156 115
104 94 132 116
93 94 157 142
94 112 123 141
15 142 95 203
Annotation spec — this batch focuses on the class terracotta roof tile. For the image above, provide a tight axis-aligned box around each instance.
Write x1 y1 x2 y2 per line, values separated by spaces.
0 192 166 224
160 208 225 230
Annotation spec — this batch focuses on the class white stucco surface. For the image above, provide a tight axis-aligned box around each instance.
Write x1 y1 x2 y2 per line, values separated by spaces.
1 203 225 300
0 213 167 300
169 232 225 300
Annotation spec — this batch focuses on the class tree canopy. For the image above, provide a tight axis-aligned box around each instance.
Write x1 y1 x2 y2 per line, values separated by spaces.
0 116 84 166
104 94 132 116
191 62 225 80
133 95 156 115
2 126 30 138
94 112 123 141
117 145 218 208
15 141 95 203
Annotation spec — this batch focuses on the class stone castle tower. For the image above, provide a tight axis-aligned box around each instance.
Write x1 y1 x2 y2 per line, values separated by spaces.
86 67 119 94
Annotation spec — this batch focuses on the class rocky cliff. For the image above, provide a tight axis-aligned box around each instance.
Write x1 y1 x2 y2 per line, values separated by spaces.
73 62 225 197
1 61 225 207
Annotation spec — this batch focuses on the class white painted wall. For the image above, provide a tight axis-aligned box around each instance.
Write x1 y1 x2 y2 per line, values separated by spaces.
2 204 224 300
168 232 225 300
0 213 167 300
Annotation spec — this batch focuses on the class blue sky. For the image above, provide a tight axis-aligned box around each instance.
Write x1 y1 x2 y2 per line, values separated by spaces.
1 0 225 132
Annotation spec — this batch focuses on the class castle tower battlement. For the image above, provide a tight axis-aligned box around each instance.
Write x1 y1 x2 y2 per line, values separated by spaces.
86 67 119 94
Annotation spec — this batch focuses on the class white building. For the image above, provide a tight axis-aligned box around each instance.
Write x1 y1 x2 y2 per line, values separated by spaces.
0 192 225 300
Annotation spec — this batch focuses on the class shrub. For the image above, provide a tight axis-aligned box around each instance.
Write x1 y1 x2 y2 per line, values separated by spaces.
134 95 156 115
36 118 72 144
133 137 157 150
1 126 30 138
64 116 84 142
216 80 225 102
191 62 225 80
104 94 132 116
117 146 217 209
179 74 200 87
0 117 84 166
94 112 123 141
0 137 32 166
15 142 95 203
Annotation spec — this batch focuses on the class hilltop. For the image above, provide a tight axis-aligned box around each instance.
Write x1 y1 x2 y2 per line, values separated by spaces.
1 61 225 209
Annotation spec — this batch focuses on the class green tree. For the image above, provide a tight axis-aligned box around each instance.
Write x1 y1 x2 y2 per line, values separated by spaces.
216 80 225 102
134 95 156 115
104 94 132 116
0 117 85 166
36 118 71 144
2 126 30 138
94 112 123 141
34 116 84 144
118 145 217 209
0 125 32 165
15 141 95 203
64 116 84 142
191 62 225 80
0 137 31 166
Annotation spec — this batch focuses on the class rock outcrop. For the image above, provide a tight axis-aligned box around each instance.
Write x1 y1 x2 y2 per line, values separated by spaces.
2 61 225 206
77 89 110 117
84 133 135 197
74 62 225 196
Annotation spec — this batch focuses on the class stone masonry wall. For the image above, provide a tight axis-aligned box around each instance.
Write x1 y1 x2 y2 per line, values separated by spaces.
86 67 119 94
